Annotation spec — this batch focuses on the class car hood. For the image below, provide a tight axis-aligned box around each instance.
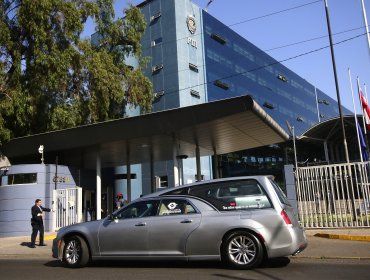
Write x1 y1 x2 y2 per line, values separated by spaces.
57 219 103 236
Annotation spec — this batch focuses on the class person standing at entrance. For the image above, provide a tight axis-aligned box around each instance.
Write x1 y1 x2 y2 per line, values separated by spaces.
115 193 127 210
30 199 51 248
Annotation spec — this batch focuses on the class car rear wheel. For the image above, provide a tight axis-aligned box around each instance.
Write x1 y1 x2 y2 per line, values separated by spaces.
222 231 263 269
63 235 90 268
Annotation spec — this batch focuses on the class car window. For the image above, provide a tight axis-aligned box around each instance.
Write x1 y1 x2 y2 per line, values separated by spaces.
158 199 197 216
116 200 159 219
269 179 291 206
188 180 272 211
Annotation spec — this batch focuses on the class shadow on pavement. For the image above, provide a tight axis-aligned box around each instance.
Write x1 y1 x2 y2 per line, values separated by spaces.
43 257 290 270
20 242 34 248
260 257 290 268
44 260 65 268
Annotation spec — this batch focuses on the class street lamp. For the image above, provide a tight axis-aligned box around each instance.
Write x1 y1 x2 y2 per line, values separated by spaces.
286 121 298 170
38 145 44 164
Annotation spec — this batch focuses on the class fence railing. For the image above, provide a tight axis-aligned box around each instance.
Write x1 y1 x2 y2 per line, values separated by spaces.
295 162 370 228
53 187 82 231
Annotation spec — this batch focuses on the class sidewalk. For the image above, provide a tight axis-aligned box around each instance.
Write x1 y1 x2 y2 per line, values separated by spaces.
294 228 370 260
0 229 369 260
0 232 56 259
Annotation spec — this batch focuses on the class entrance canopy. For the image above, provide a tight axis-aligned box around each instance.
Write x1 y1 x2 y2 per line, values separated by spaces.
3 95 289 169
298 116 358 142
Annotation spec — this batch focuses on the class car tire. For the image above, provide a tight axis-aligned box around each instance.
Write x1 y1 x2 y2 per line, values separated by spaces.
221 231 264 269
63 235 90 268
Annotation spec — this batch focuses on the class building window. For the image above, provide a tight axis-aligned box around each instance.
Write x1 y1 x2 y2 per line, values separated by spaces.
114 174 137 180
318 99 330 105
190 89 200 98
153 90 164 100
152 63 163 74
160 176 168 187
258 77 268 87
151 37 163 47
211 33 226 45
214 80 229 90
277 74 288 82
150 11 161 23
189 63 199 72
263 102 274 109
194 174 205 181
6 173 37 185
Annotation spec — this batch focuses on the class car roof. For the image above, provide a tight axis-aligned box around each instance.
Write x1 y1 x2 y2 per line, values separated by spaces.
142 175 274 198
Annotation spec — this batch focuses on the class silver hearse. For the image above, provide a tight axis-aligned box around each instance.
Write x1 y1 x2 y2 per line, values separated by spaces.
52 176 307 269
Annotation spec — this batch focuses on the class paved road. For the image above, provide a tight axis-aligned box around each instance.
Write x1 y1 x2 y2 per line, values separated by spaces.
0 257 369 280
1 232 370 279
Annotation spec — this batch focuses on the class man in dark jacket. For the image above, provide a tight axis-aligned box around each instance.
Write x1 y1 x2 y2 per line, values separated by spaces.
30 199 51 248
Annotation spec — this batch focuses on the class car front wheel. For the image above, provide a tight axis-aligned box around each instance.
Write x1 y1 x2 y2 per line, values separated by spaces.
63 235 90 268
222 231 263 269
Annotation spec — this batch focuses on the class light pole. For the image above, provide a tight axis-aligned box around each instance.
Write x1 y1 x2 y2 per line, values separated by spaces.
286 121 298 170
38 145 44 164
324 0 349 163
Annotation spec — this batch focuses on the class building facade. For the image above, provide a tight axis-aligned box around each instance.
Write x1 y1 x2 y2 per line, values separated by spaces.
109 0 351 198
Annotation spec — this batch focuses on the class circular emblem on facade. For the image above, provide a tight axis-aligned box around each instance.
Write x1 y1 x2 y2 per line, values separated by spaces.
187 16 196 34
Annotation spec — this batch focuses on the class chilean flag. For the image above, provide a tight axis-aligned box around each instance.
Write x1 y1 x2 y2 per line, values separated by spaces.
360 89 370 130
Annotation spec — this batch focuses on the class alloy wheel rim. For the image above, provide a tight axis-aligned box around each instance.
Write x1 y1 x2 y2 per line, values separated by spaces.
65 240 80 264
228 235 256 265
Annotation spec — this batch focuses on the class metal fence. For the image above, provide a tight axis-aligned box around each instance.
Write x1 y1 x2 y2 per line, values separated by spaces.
53 187 82 231
295 162 370 228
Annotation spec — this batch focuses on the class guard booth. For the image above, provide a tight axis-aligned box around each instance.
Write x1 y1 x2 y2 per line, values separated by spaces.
0 164 83 237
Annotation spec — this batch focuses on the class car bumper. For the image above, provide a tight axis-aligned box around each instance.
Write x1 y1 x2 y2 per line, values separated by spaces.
266 226 307 258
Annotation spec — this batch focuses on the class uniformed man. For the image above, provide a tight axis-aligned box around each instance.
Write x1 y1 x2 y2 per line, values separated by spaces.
30 199 51 248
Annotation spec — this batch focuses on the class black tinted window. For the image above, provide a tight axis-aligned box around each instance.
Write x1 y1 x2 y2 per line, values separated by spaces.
188 180 272 211
116 200 159 219
269 179 291 206
158 199 197 215
6 173 37 185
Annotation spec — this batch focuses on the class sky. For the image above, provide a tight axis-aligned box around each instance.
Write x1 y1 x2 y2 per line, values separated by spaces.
82 0 370 113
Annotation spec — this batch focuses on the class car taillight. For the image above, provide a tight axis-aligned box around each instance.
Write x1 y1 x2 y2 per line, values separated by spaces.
229 202 236 207
281 209 292 225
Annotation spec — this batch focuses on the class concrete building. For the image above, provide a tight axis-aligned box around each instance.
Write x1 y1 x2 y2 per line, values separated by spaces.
100 0 351 198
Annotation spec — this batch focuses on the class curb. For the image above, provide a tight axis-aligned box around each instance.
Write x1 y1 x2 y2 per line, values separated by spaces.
44 235 56 241
314 233 370 242
293 256 370 260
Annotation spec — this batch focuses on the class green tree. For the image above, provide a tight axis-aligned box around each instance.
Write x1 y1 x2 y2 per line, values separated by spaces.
0 0 152 144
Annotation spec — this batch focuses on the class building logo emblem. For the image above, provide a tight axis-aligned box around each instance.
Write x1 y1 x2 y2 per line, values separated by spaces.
187 16 196 34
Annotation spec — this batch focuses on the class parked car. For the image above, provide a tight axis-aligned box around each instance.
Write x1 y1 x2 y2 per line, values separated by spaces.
52 176 307 269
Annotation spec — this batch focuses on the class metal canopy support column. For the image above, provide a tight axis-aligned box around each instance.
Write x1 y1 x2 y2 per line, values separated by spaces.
150 149 155 193
324 141 330 164
196 145 201 182
173 141 180 187
126 146 131 203
212 149 219 179
96 150 101 220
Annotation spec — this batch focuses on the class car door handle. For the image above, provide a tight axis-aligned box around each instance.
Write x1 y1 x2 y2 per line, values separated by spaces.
181 219 193 223
135 222 147 227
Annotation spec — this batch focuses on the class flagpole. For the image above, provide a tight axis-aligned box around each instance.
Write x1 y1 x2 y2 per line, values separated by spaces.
358 77 367 133
363 84 370 159
361 0 370 58
324 0 350 163
349 69 363 162
365 84 369 135
357 78 370 160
